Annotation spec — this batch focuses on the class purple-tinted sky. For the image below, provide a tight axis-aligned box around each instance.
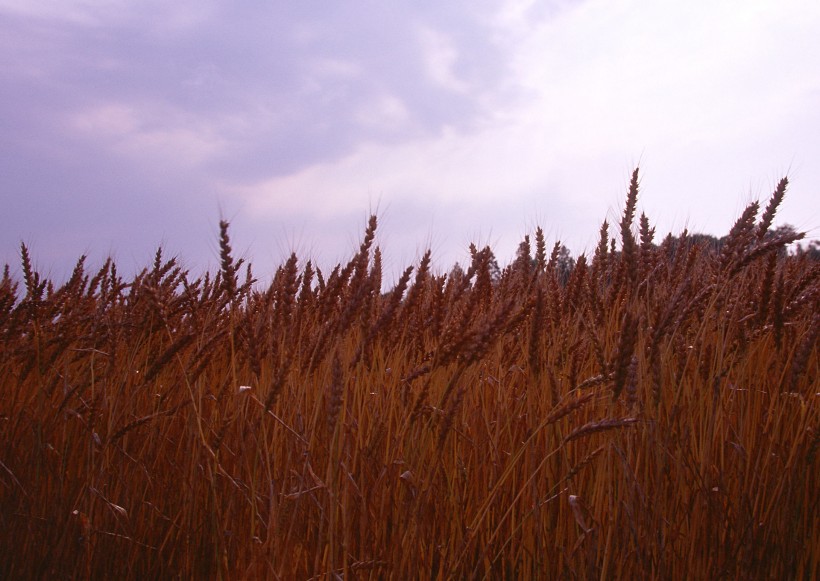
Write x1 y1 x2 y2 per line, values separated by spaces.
2 0 819 283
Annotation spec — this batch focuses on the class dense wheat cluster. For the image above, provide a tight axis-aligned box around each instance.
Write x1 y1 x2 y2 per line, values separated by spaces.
1 169 818 579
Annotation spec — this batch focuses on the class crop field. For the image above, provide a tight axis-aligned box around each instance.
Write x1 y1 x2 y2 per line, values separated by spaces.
1 169 817 579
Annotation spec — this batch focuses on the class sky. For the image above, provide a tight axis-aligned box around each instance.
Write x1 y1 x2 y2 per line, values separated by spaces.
2 0 819 284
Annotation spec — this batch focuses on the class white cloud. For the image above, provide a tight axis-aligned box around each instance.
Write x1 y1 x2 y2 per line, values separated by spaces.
69 102 228 169
236 117 552 216
0 0 217 33
416 25 471 93
511 0 820 143
356 93 411 131
231 0 820 261
0 0 115 25
3 0 818 280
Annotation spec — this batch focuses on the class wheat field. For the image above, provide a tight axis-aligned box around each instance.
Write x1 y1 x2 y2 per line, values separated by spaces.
1 169 817 579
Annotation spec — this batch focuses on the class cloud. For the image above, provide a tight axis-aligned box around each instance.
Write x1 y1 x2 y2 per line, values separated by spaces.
417 25 471 93
225 0 820 267
0 0 218 31
68 102 229 169
1 0 818 281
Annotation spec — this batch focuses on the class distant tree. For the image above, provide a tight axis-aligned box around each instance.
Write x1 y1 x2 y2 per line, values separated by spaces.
658 231 721 256
689 233 722 253
555 244 575 286
755 224 801 257
795 240 820 261
488 252 502 282
514 236 534 273
658 224 807 262
448 261 465 283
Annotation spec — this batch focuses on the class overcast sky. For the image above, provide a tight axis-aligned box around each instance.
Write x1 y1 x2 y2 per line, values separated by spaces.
2 0 819 283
